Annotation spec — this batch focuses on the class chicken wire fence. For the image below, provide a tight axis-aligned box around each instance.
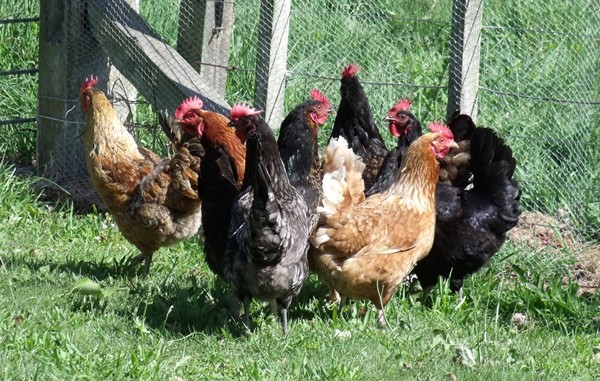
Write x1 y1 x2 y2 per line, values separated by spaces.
35 1 599 251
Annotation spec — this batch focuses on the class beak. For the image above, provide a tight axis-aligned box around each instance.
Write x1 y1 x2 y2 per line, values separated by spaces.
384 116 394 122
327 108 336 115
448 140 459 150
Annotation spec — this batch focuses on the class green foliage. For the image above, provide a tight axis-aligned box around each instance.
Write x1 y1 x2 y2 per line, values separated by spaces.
2 0 598 235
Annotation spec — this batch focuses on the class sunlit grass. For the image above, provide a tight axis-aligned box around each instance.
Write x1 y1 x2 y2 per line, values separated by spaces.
0 164 598 380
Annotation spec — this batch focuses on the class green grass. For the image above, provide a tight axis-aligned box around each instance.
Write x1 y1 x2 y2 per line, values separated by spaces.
0 164 598 380
0 0 39 164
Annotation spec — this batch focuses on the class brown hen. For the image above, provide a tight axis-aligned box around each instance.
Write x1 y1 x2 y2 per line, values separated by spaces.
311 124 458 325
80 77 203 274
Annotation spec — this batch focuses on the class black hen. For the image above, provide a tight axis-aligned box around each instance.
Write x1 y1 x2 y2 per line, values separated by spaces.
367 99 422 196
412 123 521 293
225 104 310 334
329 64 388 190
197 146 240 278
278 89 333 230
172 97 246 280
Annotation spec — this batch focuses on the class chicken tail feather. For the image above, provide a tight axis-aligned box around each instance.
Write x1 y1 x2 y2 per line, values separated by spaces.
470 128 521 232
313 137 366 248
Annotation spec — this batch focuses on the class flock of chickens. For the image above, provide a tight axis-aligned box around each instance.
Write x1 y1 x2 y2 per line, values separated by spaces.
79 64 521 333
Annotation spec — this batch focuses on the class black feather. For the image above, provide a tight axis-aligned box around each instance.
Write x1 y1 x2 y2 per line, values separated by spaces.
413 127 522 292
330 73 388 190
278 99 323 228
225 115 310 333
367 111 422 196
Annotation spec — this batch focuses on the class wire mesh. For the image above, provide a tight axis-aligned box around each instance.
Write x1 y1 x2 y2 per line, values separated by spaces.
478 0 600 241
27 0 600 245
0 4 39 165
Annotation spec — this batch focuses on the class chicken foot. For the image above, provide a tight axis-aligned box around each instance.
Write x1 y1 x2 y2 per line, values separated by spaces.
129 252 154 275
270 300 289 335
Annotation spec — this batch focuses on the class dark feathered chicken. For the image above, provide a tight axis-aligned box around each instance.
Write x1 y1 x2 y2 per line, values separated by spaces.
225 104 311 334
412 119 521 294
277 89 333 230
367 99 422 196
174 97 246 279
329 64 388 190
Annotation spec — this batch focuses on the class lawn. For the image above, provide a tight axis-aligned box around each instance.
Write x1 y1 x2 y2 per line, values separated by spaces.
0 166 598 380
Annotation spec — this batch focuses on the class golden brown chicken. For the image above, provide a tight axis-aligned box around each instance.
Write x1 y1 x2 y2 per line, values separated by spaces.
311 124 458 326
80 76 203 274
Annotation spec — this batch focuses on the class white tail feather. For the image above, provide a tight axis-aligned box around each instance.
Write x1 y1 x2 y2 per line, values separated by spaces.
321 137 366 207
312 138 366 249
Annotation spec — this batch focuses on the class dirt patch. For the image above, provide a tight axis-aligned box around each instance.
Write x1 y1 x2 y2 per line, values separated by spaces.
508 211 600 295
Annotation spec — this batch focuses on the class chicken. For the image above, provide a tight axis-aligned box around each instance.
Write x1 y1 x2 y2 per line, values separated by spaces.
173 96 246 279
311 124 458 326
80 76 203 274
367 99 423 196
224 104 311 334
436 112 476 187
277 88 333 230
412 119 521 295
363 109 521 295
329 64 388 190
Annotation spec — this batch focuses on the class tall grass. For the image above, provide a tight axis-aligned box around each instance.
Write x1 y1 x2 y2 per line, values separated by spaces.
0 0 39 164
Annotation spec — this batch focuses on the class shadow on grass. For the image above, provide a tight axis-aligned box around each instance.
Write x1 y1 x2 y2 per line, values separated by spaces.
133 277 254 337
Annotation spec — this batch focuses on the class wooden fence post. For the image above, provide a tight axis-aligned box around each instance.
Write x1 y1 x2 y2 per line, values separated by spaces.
86 0 231 115
177 0 234 99
254 0 291 129
447 0 483 123
37 0 137 180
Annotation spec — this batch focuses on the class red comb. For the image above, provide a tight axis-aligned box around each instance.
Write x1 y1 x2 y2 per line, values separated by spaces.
80 76 98 94
230 103 262 120
309 88 331 109
387 99 412 117
175 96 204 120
428 122 454 139
342 64 361 78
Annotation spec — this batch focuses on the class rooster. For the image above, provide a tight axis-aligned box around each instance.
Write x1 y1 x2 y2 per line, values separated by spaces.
329 64 388 191
80 77 203 274
173 96 246 279
412 118 521 295
311 124 458 326
224 104 311 333
367 99 423 196
277 88 333 230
